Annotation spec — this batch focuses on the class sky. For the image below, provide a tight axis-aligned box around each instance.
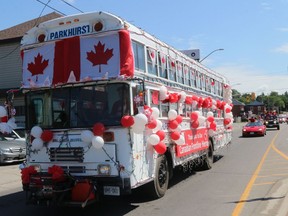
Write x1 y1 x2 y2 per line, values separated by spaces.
1 0 288 96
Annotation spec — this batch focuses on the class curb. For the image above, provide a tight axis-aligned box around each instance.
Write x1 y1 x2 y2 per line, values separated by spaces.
252 178 288 216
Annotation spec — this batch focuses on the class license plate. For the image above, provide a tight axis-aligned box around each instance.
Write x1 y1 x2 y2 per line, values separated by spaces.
250 132 254 134
103 186 120 196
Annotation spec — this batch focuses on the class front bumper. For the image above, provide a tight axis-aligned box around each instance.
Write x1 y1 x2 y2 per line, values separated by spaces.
0 152 26 164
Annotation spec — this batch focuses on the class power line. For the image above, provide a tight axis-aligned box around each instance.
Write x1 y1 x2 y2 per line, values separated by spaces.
36 0 66 16
59 0 84 13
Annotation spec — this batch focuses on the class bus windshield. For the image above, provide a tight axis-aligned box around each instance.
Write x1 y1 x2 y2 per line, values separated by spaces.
25 83 130 129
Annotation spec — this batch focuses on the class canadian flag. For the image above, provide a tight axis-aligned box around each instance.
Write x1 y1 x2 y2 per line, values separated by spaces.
22 30 134 88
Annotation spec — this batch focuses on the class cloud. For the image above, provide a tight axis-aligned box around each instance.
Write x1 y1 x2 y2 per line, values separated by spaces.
277 27 288 32
261 2 272 10
274 43 288 53
214 64 288 94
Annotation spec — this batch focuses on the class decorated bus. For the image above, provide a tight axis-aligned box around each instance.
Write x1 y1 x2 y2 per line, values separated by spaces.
19 11 233 207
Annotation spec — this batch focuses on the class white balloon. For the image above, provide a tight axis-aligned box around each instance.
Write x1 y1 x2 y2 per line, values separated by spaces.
81 130 94 143
31 138 44 150
151 107 160 119
152 119 163 133
134 113 148 125
207 111 214 117
198 116 206 125
131 124 145 134
0 106 7 117
179 91 186 103
159 86 168 100
168 110 177 120
31 126 43 138
147 134 160 146
7 118 17 129
225 113 233 118
92 136 104 149
0 123 12 134
192 101 198 109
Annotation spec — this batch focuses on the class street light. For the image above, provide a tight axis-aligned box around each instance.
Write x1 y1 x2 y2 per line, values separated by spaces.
199 48 224 63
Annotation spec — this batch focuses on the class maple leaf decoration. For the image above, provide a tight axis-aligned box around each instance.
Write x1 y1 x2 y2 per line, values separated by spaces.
87 41 114 73
27 53 49 82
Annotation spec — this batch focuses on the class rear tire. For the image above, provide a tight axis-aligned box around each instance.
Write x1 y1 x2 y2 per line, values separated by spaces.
200 140 214 170
147 154 169 198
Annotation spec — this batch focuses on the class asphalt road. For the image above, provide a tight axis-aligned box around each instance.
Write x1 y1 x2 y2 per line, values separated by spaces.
1 123 288 216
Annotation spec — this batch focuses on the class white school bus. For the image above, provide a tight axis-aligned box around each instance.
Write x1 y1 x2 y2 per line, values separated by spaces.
20 11 233 207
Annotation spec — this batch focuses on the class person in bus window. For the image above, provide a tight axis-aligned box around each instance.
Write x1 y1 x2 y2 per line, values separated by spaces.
111 87 129 117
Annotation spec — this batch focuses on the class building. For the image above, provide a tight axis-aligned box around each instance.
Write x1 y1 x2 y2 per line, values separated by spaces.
245 100 265 116
0 12 61 126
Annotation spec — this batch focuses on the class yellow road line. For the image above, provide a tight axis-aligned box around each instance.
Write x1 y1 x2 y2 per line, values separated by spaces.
258 173 288 178
254 182 275 186
272 144 288 160
232 131 279 216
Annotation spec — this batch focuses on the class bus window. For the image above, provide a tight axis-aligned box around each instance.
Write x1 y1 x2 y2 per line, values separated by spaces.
158 52 168 79
147 48 158 76
132 41 145 72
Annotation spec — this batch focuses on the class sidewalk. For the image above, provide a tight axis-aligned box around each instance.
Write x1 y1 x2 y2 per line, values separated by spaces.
0 164 22 196
252 178 288 216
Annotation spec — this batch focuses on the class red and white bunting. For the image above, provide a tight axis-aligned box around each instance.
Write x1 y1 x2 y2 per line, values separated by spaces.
148 47 156 68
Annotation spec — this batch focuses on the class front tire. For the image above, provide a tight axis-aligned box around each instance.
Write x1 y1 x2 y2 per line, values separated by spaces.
148 154 169 198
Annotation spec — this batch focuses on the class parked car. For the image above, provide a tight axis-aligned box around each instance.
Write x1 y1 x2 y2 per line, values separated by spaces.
264 115 280 130
278 114 287 124
242 121 267 137
3 127 26 141
0 133 26 164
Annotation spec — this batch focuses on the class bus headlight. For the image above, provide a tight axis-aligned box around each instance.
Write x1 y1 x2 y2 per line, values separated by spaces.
98 164 111 175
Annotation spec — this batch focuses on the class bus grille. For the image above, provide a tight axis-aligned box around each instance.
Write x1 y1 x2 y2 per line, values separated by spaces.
60 166 86 173
49 147 84 162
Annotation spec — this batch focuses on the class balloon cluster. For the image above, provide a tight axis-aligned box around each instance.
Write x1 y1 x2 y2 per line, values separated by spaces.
223 104 233 129
190 111 207 129
81 122 106 149
158 85 232 114
30 126 54 150
0 106 17 134
121 105 166 154
206 111 217 136
168 110 185 145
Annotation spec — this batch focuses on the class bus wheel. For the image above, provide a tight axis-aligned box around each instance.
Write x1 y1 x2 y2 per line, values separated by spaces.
148 154 169 198
201 140 214 170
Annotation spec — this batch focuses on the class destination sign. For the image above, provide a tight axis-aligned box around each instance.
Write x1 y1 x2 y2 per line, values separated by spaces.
49 24 91 40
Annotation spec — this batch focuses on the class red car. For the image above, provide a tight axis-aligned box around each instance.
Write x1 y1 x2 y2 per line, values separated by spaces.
242 121 267 137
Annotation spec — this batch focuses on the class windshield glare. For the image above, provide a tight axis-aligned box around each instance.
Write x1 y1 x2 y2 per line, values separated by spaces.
26 83 130 129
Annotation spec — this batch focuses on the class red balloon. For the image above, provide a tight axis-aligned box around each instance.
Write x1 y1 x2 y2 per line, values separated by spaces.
41 130 53 142
191 120 199 129
210 122 217 131
175 115 183 124
0 116 8 122
170 131 180 140
225 107 231 113
156 130 165 141
224 118 231 125
169 120 178 130
153 142 167 154
190 112 199 121
147 119 157 129
93 122 105 136
121 115 134 127
192 95 199 102
207 116 214 123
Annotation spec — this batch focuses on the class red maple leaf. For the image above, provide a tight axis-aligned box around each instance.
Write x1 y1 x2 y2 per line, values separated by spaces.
86 41 114 73
27 53 49 78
